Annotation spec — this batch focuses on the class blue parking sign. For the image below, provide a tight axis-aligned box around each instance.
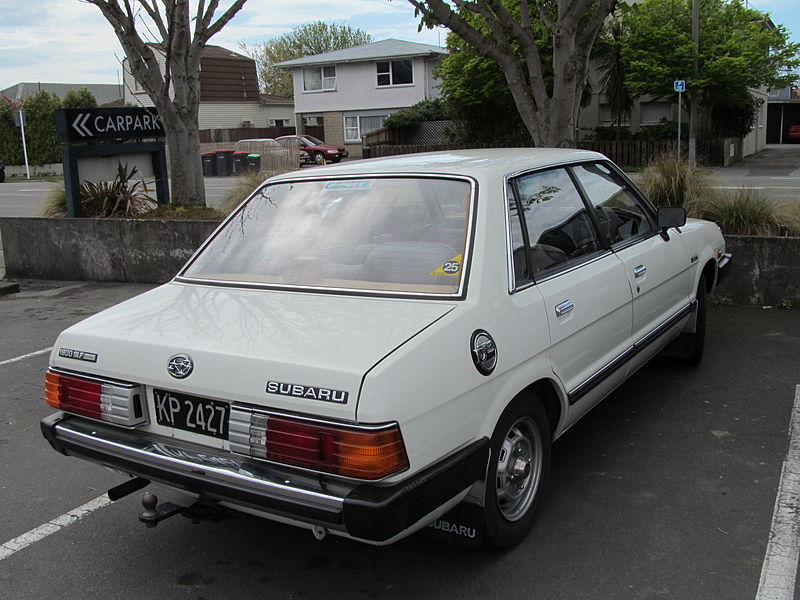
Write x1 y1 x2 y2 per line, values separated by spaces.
674 80 686 92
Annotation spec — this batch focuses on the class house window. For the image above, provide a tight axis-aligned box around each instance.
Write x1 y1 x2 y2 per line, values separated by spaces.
269 119 289 127
376 60 413 86
344 114 388 142
640 102 671 125
303 66 336 92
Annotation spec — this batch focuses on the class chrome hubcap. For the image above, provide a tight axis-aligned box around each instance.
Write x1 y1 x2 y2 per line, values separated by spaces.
495 416 543 521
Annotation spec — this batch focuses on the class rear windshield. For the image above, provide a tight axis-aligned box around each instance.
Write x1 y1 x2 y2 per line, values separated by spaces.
181 176 473 296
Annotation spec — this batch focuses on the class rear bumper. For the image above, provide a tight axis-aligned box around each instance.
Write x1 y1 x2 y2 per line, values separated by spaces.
41 412 489 542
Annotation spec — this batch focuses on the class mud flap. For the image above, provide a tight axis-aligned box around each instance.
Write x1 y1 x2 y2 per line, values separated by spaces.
421 502 485 547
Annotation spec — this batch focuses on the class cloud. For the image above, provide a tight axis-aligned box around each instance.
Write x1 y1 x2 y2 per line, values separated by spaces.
0 0 444 88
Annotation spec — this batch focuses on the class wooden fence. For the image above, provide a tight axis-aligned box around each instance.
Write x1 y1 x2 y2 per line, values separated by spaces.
364 139 677 168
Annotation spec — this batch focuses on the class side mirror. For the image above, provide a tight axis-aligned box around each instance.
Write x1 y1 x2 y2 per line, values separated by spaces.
656 206 686 239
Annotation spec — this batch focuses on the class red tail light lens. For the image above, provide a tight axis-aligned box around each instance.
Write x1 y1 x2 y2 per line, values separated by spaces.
45 370 146 426
229 409 409 480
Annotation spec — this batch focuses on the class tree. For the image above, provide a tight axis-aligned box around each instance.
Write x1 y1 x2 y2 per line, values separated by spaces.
594 14 635 137
242 22 372 97
408 0 618 147
22 91 62 165
436 30 530 144
62 87 99 109
85 0 248 206
618 0 800 138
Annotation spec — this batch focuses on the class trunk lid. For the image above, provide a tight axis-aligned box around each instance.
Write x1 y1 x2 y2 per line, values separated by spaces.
52 282 456 422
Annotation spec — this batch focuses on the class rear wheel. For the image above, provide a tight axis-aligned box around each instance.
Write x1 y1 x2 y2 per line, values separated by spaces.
483 397 551 548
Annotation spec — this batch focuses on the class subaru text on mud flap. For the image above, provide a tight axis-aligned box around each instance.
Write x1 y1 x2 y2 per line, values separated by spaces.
41 149 730 547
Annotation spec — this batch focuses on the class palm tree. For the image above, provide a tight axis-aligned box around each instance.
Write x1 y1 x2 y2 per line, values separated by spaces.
595 16 636 139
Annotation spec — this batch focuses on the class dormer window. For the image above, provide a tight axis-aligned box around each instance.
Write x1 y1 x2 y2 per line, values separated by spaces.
376 60 413 86
303 66 336 92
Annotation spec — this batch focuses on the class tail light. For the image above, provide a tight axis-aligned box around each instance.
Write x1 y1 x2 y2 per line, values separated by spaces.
229 407 408 480
45 369 147 427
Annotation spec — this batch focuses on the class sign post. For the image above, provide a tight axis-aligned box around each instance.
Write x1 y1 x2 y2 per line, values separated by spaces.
13 110 30 180
674 80 685 157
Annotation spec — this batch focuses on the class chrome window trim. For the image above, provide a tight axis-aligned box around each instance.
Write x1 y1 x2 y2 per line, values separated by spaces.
177 173 478 301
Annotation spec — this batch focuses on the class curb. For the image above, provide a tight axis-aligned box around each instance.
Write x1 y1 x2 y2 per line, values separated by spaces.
0 281 19 295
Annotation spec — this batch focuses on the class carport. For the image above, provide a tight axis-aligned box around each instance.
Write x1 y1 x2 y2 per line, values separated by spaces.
766 87 800 143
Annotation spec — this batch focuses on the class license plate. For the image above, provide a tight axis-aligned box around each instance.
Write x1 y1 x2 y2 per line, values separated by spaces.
153 389 229 439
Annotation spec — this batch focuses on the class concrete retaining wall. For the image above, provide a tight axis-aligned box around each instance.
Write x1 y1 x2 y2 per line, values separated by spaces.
0 218 797 305
716 235 800 306
0 217 219 283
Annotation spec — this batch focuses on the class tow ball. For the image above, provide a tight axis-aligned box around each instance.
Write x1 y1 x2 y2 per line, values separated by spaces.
106 478 230 528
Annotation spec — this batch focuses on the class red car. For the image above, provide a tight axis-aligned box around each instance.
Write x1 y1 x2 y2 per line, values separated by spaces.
788 125 800 143
277 135 348 164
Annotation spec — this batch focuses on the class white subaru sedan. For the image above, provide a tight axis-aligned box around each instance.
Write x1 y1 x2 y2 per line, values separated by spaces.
41 149 730 547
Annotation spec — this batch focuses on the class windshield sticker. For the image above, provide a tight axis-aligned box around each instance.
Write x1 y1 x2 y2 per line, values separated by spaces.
323 180 374 192
431 254 463 276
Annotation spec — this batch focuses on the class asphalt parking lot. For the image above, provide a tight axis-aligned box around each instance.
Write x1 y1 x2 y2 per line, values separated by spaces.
1 280 798 599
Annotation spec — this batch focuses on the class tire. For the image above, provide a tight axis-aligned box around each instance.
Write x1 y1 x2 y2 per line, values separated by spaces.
683 274 707 365
483 396 551 549
314 153 324 165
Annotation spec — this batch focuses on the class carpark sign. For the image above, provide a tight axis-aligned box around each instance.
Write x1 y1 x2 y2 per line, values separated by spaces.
58 108 165 143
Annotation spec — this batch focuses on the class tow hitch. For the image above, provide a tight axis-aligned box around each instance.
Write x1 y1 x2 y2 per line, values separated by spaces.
106 477 231 528
139 491 232 528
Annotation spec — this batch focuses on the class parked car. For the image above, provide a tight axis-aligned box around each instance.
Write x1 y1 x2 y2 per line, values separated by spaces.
41 149 730 548
277 134 348 164
787 125 800 142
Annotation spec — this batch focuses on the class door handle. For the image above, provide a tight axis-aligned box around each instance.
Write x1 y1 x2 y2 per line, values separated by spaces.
555 300 574 317
633 265 647 278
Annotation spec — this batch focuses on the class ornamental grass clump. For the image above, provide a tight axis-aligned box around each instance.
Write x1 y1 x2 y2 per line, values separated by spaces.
688 188 781 236
638 151 709 208
216 169 287 215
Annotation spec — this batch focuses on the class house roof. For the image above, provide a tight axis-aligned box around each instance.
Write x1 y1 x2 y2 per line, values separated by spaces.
260 94 294 105
1 82 122 106
274 39 447 68
145 43 251 61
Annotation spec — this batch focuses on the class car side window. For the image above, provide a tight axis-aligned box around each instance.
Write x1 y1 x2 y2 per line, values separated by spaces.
515 168 602 277
571 163 654 245
507 182 530 287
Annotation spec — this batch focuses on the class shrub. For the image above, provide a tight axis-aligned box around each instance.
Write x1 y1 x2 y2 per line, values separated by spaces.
43 163 156 217
638 151 709 208
689 188 780 236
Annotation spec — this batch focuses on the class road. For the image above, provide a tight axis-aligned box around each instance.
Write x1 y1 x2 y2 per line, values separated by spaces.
0 280 798 599
0 146 799 218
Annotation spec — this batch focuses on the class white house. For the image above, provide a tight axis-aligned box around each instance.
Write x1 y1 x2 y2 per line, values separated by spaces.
275 39 447 156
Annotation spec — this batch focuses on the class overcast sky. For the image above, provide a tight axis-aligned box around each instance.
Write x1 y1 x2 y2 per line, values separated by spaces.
0 0 797 91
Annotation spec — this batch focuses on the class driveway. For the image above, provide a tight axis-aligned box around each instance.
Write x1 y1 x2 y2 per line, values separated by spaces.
707 144 800 199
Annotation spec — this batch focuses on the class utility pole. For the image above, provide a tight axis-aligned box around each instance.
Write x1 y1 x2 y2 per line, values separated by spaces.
688 0 699 165
14 110 31 180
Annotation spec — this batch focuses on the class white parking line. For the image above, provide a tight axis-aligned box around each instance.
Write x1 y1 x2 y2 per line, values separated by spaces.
0 495 112 562
0 347 53 367
755 384 800 600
